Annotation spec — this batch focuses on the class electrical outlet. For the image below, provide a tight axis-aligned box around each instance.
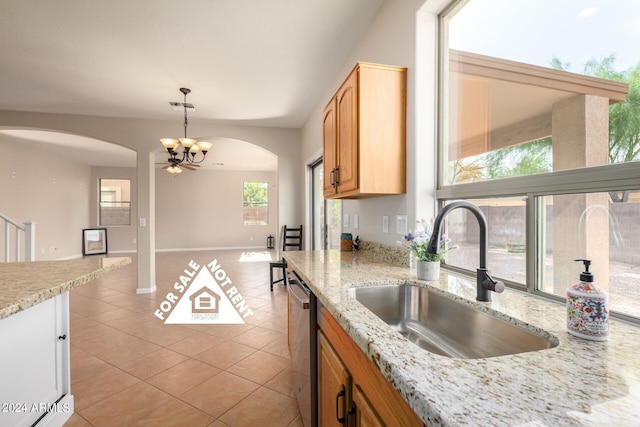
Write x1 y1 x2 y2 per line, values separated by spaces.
382 215 389 233
354 214 359 229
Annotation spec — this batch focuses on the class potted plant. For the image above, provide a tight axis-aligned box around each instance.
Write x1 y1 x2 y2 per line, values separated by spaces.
399 219 457 281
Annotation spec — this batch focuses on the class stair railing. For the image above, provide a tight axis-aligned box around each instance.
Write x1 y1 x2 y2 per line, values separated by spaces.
1 213 35 262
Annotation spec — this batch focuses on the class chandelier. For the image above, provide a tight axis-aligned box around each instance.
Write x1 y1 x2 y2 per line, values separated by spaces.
160 87 212 174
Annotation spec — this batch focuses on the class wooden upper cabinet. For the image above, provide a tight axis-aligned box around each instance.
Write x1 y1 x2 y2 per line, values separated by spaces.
323 62 407 199
335 69 358 195
322 99 337 196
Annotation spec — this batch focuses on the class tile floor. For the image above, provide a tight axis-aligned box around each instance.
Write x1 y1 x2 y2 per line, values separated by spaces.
64 250 301 427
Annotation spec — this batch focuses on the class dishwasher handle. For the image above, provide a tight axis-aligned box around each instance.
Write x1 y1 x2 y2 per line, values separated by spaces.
288 277 310 310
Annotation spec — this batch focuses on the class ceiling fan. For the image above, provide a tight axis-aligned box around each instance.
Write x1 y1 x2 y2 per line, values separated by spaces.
156 156 200 172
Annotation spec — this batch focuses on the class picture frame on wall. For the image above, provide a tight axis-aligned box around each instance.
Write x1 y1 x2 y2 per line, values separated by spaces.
82 228 108 256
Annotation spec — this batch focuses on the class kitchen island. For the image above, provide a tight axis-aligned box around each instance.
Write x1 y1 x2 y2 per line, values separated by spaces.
284 250 640 426
0 257 131 427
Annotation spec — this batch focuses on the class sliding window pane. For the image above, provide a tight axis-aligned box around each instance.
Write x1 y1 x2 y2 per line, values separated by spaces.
444 197 526 285
538 190 640 319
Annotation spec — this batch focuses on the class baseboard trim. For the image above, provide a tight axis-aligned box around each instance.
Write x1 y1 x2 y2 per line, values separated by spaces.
156 246 268 253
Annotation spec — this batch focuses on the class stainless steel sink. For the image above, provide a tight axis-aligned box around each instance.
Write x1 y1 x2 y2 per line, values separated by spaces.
349 284 557 359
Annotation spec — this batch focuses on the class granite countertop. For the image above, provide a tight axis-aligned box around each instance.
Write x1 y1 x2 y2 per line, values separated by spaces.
0 257 131 319
284 250 640 427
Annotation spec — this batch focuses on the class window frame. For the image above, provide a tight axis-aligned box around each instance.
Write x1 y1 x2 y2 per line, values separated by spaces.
98 178 131 227
437 2 640 323
242 181 269 226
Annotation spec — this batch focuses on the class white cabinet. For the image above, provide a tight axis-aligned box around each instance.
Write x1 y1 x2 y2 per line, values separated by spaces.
0 293 73 427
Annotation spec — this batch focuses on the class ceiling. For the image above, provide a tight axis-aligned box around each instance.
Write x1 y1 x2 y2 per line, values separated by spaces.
0 0 384 170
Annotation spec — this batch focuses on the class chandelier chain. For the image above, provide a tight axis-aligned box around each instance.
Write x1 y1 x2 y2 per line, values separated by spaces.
183 90 189 139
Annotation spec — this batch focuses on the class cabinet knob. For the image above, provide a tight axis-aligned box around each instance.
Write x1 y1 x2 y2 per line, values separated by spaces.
58 334 67 340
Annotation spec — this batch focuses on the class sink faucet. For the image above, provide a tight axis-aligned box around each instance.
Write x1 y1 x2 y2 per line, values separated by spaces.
426 200 505 302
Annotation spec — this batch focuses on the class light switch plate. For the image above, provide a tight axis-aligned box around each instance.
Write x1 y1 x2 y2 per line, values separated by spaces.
396 215 408 235
343 214 350 228
382 215 389 233
354 214 359 229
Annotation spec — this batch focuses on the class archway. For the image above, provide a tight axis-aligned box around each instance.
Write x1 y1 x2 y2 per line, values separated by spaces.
154 137 280 252
0 128 136 261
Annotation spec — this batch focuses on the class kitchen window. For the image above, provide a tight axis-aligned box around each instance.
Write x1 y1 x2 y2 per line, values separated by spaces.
444 196 526 285
243 181 268 225
99 179 131 226
439 0 640 321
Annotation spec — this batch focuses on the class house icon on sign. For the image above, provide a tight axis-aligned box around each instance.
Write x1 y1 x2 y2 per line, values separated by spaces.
190 287 222 314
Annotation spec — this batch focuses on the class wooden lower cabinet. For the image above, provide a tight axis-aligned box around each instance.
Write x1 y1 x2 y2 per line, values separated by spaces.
318 331 351 426
352 384 384 427
317 306 424 427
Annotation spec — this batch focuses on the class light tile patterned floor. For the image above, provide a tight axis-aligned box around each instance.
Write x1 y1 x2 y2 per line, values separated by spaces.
64 250 302 427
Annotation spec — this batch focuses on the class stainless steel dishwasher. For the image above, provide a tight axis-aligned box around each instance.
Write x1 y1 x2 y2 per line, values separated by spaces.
287 271 317 427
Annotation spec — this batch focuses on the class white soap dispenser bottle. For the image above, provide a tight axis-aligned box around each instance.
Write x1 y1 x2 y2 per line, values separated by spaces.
566 259 609 341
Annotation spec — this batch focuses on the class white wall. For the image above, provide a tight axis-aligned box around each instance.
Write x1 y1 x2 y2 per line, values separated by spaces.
0 111 302 289
0 138 91 260
155 170 277 250
300 0 448 245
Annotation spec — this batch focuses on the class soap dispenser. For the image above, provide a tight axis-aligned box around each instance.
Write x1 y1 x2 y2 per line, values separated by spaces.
566 259 609 341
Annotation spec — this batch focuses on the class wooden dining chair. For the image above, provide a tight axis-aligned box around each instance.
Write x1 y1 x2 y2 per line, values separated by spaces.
269 225 303 291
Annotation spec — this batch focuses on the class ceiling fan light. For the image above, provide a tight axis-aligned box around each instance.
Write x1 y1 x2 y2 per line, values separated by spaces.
179 137 197 148
198 141 213 152
161 138 179 150
166 165 183 174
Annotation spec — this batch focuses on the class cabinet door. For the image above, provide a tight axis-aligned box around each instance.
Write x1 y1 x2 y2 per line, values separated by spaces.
318 330 351 426
335 68 358 195
0 294 72 427
323 99 337 197
353 384 384 427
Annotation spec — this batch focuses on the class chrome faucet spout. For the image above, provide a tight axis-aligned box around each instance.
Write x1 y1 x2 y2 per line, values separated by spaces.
426 200 503 302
